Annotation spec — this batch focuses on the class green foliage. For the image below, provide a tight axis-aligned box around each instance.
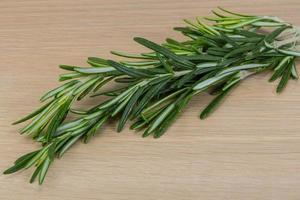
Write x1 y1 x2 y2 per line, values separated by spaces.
4 7 300 185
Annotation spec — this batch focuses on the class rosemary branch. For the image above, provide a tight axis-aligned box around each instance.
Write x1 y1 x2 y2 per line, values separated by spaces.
4 7 300 185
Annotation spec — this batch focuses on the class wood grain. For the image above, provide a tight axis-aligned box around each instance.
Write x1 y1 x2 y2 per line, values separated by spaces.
1 0 300 199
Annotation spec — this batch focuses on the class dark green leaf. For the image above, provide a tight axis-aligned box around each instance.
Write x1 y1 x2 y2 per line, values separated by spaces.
193 72 236 92
265 25 290 43
277 62 293 93
227 18 263 29
40 80 79 102
30 165 41 183
269 56 291 82
114 77 137 83
278 49 300 57
141 88 188 120
91 86 129 98
84 116 108 143
39 158 51 185
111 51 154 59
200 80 240 119
121 60 159 67
59 65 77 71
12 99 55 125
207 49 227 56
14 150 39 165
117 86 145 132
291 62 298 79
182 54 222 61
218 57 241 67
153 92 192 138
234 29 264 38
111 91 134 117
59 73 82 81
175 64 218 88
219 32 238 47
156 53 173 73
108 60 153 78
73 76 101 98
153 109 178 138
143 103 175 137
229 36 262 43
93 77 114 92
3 150 39 174
77 80 101 101
195 36 220 47
54 119 85 137
134 37 195 69
224 44 256 58
47 99 71 140
131 79 169 118
87 57 108 67
130 119 148 130
58 134 83 158
3 163 26 174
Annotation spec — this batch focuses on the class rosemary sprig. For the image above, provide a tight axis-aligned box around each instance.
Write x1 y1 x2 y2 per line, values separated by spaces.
4 7 300 185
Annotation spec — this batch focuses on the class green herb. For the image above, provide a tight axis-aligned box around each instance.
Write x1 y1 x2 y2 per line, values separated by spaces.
4 7 300 185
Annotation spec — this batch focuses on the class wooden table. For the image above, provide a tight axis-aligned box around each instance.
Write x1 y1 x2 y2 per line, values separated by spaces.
1 0 300 199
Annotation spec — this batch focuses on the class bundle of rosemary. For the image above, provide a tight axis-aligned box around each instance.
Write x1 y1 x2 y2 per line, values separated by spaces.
4 7 300 185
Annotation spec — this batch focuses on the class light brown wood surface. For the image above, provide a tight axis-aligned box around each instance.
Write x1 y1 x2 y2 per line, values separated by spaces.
1 0 300 199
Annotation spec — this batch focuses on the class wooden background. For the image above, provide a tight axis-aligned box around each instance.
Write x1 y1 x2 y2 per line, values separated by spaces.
1 0 300 199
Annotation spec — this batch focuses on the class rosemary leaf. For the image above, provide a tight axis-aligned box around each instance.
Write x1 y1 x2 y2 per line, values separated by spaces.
200 80 240 119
